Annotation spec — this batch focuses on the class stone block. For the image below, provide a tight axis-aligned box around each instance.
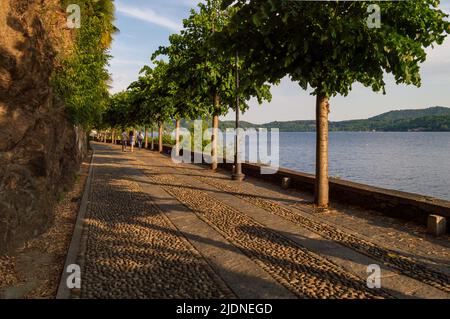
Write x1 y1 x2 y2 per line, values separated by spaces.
427 215 447 236
281 177 291 190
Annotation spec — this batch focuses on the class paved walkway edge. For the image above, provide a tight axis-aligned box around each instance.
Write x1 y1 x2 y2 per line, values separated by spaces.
56 150 95 299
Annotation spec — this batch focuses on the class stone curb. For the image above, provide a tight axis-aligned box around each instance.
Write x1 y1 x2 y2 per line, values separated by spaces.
56 150 95 299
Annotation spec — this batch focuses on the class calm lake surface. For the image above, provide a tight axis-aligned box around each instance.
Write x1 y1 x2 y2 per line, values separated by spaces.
243 132 450 201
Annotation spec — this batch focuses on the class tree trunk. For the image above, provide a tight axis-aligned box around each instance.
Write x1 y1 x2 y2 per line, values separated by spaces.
174 119 181 157
315 94 330 209
158 122 163 153
151 126 154 150
232 51 244 181
144 126 148 149
211 92 220 170
111 130 115 144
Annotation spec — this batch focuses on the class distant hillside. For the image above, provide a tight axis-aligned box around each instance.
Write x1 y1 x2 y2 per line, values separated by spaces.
219 106 450 132
369 107 450 121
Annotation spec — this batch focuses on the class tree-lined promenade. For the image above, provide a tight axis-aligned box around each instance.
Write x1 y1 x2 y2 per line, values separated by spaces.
68 141 450 299
3 0 450 301
97 0 449 210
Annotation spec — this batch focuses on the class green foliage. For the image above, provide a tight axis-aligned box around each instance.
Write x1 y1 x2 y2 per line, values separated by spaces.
102 62 176 131
369 115 450 132
369 106 450 121
218 1 450 98
184 118 214 149
129 61 177 126
161 134 176 146
103 91 131 129
154 0 272 119
52 1 117 128
98 1 449 138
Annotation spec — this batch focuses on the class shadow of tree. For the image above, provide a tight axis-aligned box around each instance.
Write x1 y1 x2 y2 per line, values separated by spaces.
82 146 403 299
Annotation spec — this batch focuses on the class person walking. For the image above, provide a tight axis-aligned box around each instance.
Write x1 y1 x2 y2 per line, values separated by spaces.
137 131 144 150
129 130 135 153
121 130 128 152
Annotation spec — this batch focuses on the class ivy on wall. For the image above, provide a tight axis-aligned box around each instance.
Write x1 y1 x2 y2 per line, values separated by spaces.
51 0 116 128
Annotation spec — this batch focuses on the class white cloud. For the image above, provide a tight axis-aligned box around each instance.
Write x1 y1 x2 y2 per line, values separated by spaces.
116 2 182 32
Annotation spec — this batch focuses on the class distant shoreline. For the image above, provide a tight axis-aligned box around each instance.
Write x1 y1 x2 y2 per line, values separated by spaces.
219 106 450 132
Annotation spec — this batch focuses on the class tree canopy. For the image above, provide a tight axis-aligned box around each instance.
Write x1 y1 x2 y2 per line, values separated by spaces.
153 0 272 117
216 0 449 97
96 0 449 207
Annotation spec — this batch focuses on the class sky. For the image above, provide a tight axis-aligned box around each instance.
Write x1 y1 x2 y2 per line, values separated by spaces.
108 0 450 123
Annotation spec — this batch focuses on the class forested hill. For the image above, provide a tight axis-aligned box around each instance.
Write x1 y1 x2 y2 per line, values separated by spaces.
219 107 450 132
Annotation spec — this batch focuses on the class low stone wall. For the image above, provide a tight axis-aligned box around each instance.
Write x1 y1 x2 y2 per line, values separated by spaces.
237 163 450 225
147 144 450 231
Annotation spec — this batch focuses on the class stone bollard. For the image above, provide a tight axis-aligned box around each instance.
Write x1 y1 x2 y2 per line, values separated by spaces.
427 215 447 236
281 177 291 190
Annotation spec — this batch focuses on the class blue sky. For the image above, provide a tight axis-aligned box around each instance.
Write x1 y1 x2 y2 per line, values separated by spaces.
108 0 450 123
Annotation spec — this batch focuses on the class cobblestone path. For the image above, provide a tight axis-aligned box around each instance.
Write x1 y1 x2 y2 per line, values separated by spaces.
76 143 450 299
138 163 389 299
80 155 234 298
181 168 450 294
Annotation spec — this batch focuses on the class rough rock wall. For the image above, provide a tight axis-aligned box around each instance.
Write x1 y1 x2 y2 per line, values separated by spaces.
0 0 86 253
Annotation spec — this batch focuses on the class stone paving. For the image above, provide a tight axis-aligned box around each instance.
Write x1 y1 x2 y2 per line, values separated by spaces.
75 142 450 299
79 153 234 299
189 170 450 293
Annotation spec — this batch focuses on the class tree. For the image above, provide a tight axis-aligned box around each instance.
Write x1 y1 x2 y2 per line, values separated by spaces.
218 0 449 209
128 61 175 153
153 36 210 157
154 0 271 168
105 91 128 125
153 0 231 168
103 91 130 144
127 70 154 149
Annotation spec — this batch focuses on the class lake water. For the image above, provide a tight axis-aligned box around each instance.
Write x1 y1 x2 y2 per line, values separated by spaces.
240 132 450 201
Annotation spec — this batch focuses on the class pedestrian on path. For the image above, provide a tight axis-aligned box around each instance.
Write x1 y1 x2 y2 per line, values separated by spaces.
129 131 135 152
121 130 128 152
137 131 144 150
